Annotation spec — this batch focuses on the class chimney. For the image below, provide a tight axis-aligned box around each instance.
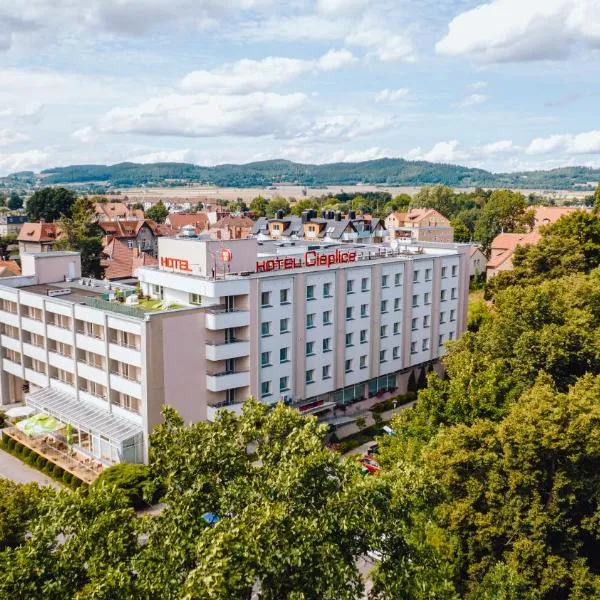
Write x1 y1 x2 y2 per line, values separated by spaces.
349 210 356 220
301 211 310 224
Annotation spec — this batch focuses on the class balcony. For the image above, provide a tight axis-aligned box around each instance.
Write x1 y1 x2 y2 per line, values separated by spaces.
206 370 250 392
205 339 250 361
206 402 245 421
205 307 250 330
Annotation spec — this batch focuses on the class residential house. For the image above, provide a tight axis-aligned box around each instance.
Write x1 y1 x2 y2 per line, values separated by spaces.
532 206 587 231
101 238 158 281
98 220 160 258
164 212 209 234
486 232 542 278
0 215 27 236
385 209 454 243
468 247 487 280
210 215 254 240
94 202 144 222
17 222 62 254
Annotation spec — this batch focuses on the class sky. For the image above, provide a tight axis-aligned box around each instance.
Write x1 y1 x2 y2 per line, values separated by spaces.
0 0 599 176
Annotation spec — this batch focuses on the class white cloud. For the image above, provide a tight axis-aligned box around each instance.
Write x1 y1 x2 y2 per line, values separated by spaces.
0 150 49 175
0 129 29 146
482 140 516 155
128 149 200 164
71 126 97 143
526 130 600 155
330 146 392 163
406 140 469 164
347 28 415 62
468 81 488 90
291 113 394 145
436 0 600 62
375 88 410 102
99 92 307 138
181 49 355 94
316 0 368 15
460 93 488 107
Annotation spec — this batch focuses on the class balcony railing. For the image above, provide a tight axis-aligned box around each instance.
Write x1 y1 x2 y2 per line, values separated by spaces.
207 369 249 378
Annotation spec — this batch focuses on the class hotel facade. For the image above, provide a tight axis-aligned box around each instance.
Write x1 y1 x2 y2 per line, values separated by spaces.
0 232 470 470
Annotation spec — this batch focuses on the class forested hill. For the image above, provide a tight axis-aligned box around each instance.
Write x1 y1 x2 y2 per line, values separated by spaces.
21 159 600 189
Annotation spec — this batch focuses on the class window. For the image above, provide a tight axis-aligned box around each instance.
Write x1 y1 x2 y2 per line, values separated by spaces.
346 280 354 294
152 285 164 299
360 304 368 318
424 292 431 305
423 315 430 328
411 317 418 331
380 350 387 363
450 309 456 322
306 341 315 355
280 347 289 363
360 330 368 344
394 272 402 286
261 291 271 307
394 298 401 311
422 338 429 351
392 346 399 360
280 318 290 333
261 322 271 337
345 333 353 347
359 356 367 369
346 307 354 320
79 321 105 340
451 288 457 300
441 266 448 278
280 288 289 304
411 341 417 354
425 268 432 281
412 294 419 307
322 365 331 379
345 359 353 373
323 282 332 297
189 293 202 305
323 310 332 325
440 290 447 302
380 325 388 338
452 265 458 277
3 349 21 364
413 270 419 283
261 381 271 397
449 331 455 340
306 313 315 328
361 277 369 292
382 274 389 288
306 369 314 384
381 300 388 313
49 313 70 329
127 240 134 249
393 322 400 335
306 285 315 300
280 376 289 392
323 337 331 352
261 351 271 367
439 334 444 346
49 340 72 357
440 311 446 324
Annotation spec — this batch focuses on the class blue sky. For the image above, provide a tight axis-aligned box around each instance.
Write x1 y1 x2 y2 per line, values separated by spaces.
0 0 599 175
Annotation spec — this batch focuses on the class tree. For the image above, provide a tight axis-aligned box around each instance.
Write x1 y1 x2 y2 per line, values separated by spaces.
25 187 76 221
145 201 169 223
7 192 23 211
249 195 269 217
411 185 458 218
55 196 104 278
593 183 600 214
265 196 291 219
451 218 470 242
0 194 6 207
291 198 320 216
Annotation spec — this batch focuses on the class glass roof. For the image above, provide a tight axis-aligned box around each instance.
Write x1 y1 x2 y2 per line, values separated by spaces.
26 387 143 444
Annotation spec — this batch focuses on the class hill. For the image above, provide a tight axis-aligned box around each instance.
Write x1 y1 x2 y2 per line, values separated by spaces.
9 159 600 190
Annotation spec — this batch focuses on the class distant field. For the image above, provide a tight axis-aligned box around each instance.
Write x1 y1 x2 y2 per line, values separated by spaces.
110 184 592 204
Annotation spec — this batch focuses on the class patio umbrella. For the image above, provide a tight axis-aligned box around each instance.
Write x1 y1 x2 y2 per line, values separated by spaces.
5 406 35 419
16 413 64 437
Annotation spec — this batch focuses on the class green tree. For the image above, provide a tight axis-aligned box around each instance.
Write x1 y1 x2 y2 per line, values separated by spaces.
145 201 169 223
55 196 104 278
25 187 76 221
0 194 6 207
265 196 291 218
593 183 600 214
450 218 470 242
7 192 24 211
249 195 269 217
291 198 320 216
411 185 458 218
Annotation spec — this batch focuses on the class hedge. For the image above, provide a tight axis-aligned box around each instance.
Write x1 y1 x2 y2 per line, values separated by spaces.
93 463 162 509
370 391 417 414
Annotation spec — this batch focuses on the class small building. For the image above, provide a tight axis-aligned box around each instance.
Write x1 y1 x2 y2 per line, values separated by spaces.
164 212 209 233
532 206 587 231
486 232 542 278
210 215 254 240
468 247 487 280
385 209 454 243
0 215 27 237
18 222 62 254
94 202 144 222
98 220 160 258
102 239 158 281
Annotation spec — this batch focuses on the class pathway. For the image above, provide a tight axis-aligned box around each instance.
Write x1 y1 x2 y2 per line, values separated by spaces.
0 448 61 488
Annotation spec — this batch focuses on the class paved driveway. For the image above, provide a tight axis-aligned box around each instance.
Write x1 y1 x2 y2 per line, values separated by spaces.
0 448 61 488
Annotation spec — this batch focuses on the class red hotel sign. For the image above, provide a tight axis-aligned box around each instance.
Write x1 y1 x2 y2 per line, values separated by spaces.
256 249 357 272
160 257 193 272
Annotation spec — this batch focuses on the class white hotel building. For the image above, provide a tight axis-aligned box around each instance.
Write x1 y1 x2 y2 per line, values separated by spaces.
0 232 470 468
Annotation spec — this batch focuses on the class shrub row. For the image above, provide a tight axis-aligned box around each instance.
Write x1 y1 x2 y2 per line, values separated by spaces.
0 434 85 489
370 391 417 414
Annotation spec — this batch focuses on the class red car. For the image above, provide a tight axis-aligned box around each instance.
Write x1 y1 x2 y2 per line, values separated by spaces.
360 456 381 474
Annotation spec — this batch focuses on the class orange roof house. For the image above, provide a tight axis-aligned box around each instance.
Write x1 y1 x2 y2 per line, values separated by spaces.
101 238 158 280
0 260 22 277
18 222 63 253
533 206 587 231
94 202 144 222
487 232 542 278
385 209 453 242
164 213 209 233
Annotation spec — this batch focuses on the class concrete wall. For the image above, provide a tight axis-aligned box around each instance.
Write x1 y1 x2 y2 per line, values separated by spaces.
21 253 81 285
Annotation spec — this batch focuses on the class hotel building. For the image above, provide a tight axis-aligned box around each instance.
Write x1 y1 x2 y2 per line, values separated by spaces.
0 231 470 470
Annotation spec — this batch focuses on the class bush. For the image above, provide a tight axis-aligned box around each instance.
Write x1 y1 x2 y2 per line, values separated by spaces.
93 463 154 509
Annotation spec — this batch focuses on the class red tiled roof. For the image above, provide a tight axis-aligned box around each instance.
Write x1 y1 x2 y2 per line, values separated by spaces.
98 219 158 238
0 260 21 277
165 213 209 231
101 238 157 280
95 202 144 221
17 222 62 243
533 206 585 230
213 215 254 229
488 232 542 269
